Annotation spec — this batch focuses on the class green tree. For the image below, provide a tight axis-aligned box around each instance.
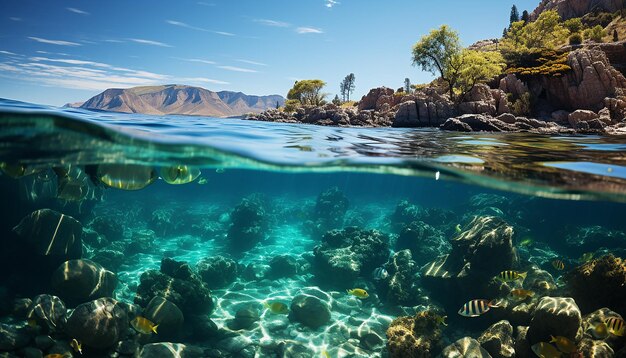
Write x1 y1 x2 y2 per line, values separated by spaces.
521 10 530 23
584 25 606 42
332 94 341 105
340 73 356 101
287 80 327 106
411 25 462 98
451 50 507 102
283 99 301 113
510 5 520 25
563 18 584 34
404 78 411 93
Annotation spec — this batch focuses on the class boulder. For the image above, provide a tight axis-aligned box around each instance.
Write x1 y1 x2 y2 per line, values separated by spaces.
441 337 492 358
551 110 570 124
578 338 614 357
496 113 516 124
392 89 456 127
568 109 600 128
227 306 259 330
499 74 529 99
441 114 517 132
478 320 515 358
0 323 32 351
386 311 444 358
12 209 82 259
137 343 204 358
65 297 129 349
26 295 66 333
144 297 184 341
288 295 331 329
395 221 449 266
377 250 421 305
358 87 395 111
196 256 238 289
51 259 117 306
227 197 267 251
267 255 298 278
526 297 582 345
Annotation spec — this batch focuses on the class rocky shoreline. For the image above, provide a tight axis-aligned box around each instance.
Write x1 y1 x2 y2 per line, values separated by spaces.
245 47 626 135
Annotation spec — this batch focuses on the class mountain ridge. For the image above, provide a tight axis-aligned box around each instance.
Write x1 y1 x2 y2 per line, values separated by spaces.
69 85 285 117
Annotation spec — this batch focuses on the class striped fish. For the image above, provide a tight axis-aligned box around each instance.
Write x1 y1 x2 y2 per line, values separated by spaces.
497 270 527 282
458 299 498 317
552 259 565 270
605 317 625 336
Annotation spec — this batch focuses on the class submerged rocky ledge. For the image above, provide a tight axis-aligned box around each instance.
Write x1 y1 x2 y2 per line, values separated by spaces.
246 48 626 135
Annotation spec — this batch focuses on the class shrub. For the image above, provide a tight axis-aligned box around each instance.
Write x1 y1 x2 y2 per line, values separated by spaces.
563 18 584 34
283 99 301 113
511 93 532 116
584 25 606 42
569 32 583 45
506 50 571 77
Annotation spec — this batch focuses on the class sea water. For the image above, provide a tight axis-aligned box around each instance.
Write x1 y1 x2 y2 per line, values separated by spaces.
0 98 625 357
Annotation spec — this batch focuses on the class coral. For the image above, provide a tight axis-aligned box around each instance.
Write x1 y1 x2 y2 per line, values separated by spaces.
378 250 422 305
196 256 239 289
396 221 449 266
87 215 124 242
386 311 444 358
314 187 349 231
566 254 626 314
227 197 267 251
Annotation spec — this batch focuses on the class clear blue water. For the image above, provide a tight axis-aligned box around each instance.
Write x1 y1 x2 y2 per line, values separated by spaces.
0 98 625 357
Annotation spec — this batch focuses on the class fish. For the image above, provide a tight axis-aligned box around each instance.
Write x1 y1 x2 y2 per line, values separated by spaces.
97 164 157 190
519 238 534 247
549 335 577 353
551 259 565 270
263 301 289 314
455 224 462 233
372 267 389 280
591 322 609 339
198 178 208 185
70 338 83 354
347 288 369 299
160 165 201 185
497 270 527 282
510 289 535 299
458 299 499 317
531 342 562 358
579 252 594 263
605 317 625 336
131 316 158 335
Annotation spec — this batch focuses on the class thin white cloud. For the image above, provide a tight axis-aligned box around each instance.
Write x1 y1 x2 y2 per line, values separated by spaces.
237 59 267 66
9 17 22 21
103 39 125 43
66 7 89 15
214 31 235 36
326 0 339 8
128 38 172 47
254 19 290 28
296 27 324 34
218 66 258 73
28 36 82 46
183 77 230 85
177 58 217 65
0 50 17 56
166 20 235 36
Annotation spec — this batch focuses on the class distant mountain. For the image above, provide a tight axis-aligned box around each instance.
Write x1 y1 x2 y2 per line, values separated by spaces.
69 85 285 117
531 0 624 21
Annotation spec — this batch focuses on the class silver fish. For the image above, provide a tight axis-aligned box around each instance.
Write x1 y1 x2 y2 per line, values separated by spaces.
372 267 389 280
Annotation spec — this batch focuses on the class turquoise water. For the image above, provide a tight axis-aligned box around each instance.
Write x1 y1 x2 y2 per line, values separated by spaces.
0 98 625 357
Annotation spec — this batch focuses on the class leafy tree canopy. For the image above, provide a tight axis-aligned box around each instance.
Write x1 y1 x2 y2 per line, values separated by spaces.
287 79 327 106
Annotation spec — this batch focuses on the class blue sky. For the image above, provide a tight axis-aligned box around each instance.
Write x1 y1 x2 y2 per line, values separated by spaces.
0 0 539 106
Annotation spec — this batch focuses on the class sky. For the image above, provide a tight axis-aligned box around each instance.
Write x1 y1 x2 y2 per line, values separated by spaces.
0 0 540 106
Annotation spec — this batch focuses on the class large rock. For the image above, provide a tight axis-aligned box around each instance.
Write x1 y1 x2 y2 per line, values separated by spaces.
358 87 395 111
441 114 518 132
386 311 444 358
441 337 492 358
313 227 389 287
458 84 498 116
531 0 624 21
478 320 515 358
392 89 456 127
526 297 582 345
0 323 32 351
566 254 626 315
568 109 601 128
377 250 421 305
499 74 529 99
196 256 238 289
396 221 449 266
144 297 184 341
288 295 331 329
12 209 82 259
137 343 204 358
25 295 66 333
227 197 267 252
51 259 117 306
65 297 129 349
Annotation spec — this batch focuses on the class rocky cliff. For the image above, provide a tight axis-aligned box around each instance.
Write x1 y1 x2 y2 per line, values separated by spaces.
531 0 625 21
77 85 285 117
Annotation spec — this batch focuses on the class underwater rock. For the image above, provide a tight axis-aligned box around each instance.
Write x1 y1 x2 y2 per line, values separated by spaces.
566 254 626 315
288 295 331 329
422 216 515 306
578 338 614 357
116 339 141 355
217 335 254 355
19 347 42 358
89 249 125 272
378 249 421 305
196 255 239 289
477 320 515 358
267 255 299 279
34 335 54 350
390 200 423 229
386 311 444 358
25 294 66 333
581 308 625 352
135 258 213 315
145 296 184 341
127 229 156 255
0 323 32 351
227 197 267 251
313 187 349 230
185 315 220 342
138 343 205 358
51 259 117 306
396 221 449 266
227 306 260 330
65 297 129 349
523 267 557 297
13 209 82 259
313 227 389 287
81 228 109 249
441 337 492 358
87 215 124 242
527 297 582 345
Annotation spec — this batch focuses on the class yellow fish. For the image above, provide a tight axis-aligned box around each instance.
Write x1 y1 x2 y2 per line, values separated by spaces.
551 259 565 270
591 322 609 339
455 224 462 233
510 289 535 299
605 317 625 336
70 338 82 354
131 316 158 335
160 165 201 185
347 288 369 299
531 342 562 358
263 301 289 314
550 335 577 353
497 270 527 282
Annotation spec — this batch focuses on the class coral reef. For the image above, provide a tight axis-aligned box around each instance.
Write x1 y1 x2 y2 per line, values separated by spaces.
196 255 239 289
386 311 444 357
566 254 626 314
227 197 267 251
